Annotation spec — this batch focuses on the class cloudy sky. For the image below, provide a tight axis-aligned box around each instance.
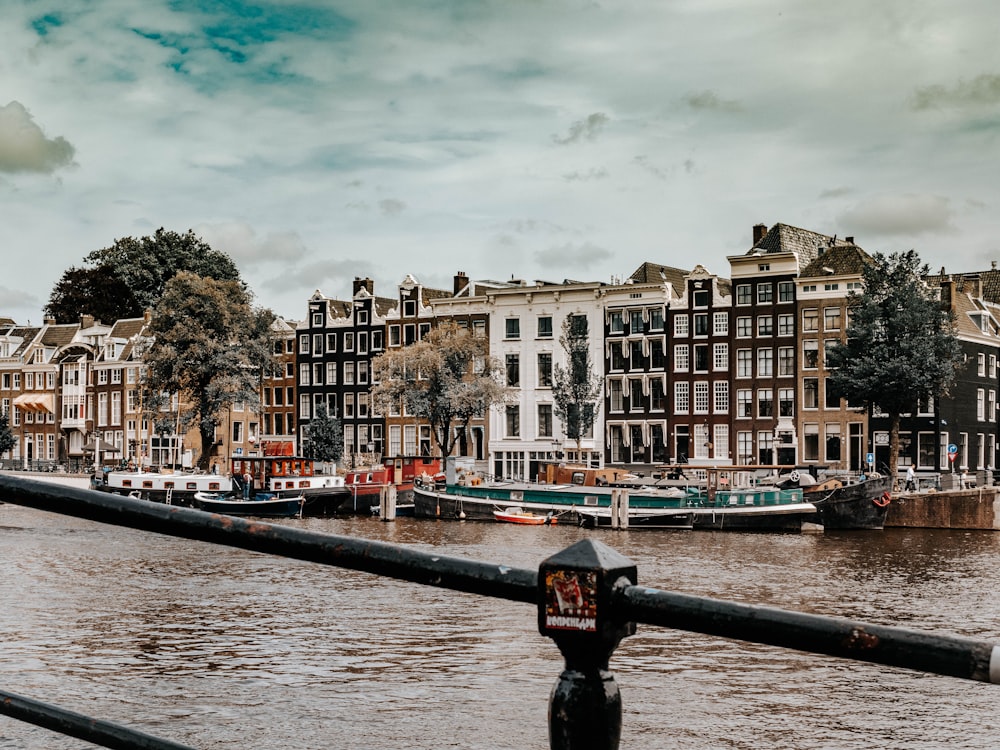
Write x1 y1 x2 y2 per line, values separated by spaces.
3 1 999 323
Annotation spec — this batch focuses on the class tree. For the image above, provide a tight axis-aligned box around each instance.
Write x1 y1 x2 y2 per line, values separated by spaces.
304 402 343 470
142 271 275 471
827 250 962 482
371 321 508 457
45 228 243 323
0 411 15 457
551 314 603 455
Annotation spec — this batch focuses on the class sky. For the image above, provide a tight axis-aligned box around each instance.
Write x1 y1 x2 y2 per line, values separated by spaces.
2 1 1000 324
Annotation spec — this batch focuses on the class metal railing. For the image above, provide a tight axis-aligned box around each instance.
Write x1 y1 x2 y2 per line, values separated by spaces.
1 474 998 749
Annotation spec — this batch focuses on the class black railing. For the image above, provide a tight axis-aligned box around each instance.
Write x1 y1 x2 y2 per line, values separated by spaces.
1 474 998 749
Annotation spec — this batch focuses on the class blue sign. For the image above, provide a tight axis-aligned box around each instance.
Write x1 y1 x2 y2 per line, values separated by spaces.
866 453 874 465
947 444 958 456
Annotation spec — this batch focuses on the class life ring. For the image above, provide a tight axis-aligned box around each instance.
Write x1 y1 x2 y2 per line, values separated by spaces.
788 470 800 483
873 491 891 508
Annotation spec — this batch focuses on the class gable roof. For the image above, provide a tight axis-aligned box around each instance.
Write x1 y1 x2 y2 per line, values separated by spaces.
798 244 872 278
750 223 854 269
628 262 690 297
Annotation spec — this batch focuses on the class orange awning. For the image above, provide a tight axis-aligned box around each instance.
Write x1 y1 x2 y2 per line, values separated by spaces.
13 393 55 414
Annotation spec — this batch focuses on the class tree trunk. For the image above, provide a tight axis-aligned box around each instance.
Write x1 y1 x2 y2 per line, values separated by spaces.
888 411 901 491
199 429 214 472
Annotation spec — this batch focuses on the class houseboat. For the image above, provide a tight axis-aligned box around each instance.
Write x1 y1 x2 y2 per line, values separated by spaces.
338 456 442 515
91 468 230 505
230 446 348 517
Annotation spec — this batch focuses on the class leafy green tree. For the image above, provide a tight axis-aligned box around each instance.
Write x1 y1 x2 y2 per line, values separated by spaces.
371 321 508 457
552 314 603 455
827 250 961 481
0 411 15 457
142 271 274 471
45 228 242 323
304 402 343 470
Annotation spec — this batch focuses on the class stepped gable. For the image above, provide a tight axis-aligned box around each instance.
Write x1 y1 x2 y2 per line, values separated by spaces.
628 262 689 297
751 223 853 269
798 244 872 278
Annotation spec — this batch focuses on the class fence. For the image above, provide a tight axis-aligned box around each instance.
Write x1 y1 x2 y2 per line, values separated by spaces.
1 474 998 749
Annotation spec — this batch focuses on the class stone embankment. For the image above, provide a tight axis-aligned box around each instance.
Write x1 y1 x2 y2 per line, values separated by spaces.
886 487 1000 530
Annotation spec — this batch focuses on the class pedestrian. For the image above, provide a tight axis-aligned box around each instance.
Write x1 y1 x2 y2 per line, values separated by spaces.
905 463 916 492
243 471 252 499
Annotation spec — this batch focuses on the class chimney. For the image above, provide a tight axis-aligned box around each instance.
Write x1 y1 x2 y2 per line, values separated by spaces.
454 271 469 295
352 277 374 296
143 309 152 324
964 274 983 299
940 277 955 311
43 317 56 325
752 223 768 245
79 314 95 329
845 236 855 245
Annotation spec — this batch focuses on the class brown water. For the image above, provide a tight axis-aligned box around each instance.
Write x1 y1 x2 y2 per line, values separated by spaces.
1 501 999 749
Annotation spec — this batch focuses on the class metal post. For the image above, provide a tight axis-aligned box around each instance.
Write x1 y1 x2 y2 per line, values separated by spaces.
538 539 637 750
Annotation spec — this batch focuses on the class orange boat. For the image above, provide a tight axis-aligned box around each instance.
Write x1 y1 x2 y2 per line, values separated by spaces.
493 506 557 525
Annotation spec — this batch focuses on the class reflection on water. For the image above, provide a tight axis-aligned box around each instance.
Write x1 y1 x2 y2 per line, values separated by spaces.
2 503 1000 749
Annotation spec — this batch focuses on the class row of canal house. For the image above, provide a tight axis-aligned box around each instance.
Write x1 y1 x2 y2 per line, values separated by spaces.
3 221 1000 479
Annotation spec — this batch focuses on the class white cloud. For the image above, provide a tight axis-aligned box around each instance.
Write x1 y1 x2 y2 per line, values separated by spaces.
0 101 75 173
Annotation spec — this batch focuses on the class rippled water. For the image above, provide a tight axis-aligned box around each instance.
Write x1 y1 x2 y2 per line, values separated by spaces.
2 498 1000 749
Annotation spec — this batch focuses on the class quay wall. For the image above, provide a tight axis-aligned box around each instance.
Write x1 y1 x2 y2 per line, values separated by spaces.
885 488 1000 530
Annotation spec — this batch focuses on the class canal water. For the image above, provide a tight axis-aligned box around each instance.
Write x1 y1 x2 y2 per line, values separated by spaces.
1 498 1000 749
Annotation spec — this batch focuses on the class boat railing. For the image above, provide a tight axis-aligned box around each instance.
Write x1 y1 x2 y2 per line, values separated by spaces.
1 473 999 750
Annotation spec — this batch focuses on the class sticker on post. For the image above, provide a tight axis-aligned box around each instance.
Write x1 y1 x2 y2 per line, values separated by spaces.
545 570 597 631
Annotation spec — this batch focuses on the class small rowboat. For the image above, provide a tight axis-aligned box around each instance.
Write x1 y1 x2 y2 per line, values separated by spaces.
493 506 557 525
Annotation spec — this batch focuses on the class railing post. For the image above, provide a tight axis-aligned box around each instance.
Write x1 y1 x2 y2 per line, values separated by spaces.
538 539 637 750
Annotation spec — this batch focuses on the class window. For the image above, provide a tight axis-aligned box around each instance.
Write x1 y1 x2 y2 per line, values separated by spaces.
736 284 751 305
538 404 553 437
609 380 624 411
358 332 368 355
372 330 384 350
978 388 986 421
714 381 729 413
312 363 323 385
358 361 369 385
737 389 752 417
537 353 552 387
803 378 819 409
609 311 625 335
674 315 689 336
824 307 842 331
673 345 689 372
693 289 709 308
630 340 644 368
650 339 666 369
312 312 323 327
650 378 666 411
824 339 839 368
630 314 644 335
568 315 588 337
630 380 644 410
737 317 752 337
803 340 819 369
804 424 819 461
694 382 709 413
389 325 401 347
505 318 520 339
344 332 354 351
978 353 986 377
825 424 842 462
778 281 794 302
758 389 773 417
693 313 709 336
738 431 753 464
757 283 773 303
674 382 689 413
312 334 323 355
649 308 664 331
778 347 794 376
505 405 520 437
357 310 369 325
326 333 337 352
610 344 627 370
299 334 309 354
777 314 794 336
779 388 794 417
403 300 417 317
713 312 728 335
538 316 553 338
299 363 310 386
693 344 709 373
713 343 729 371
344 362 355 385
757 316 773 336
505 354 520 386
737 349 752 378
232 421 243 443
419 323 431 340
802 309 818 332
991 355 997 379
757 348 773 377
991 390 997 423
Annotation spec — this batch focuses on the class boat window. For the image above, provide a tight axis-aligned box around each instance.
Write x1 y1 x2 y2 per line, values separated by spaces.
511 491 523 501
571 472 585 485
122 480 132 487
186 482 197 490
300 481 310 488
209 483 221 490
165 482 174 489
584 496 599 506
142 481 153 489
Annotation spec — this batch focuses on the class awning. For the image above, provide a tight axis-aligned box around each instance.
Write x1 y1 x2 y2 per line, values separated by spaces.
13 393 55 414
82 438 121 454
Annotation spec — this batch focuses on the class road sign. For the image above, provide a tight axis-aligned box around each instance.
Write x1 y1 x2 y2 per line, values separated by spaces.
866 453 874 465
